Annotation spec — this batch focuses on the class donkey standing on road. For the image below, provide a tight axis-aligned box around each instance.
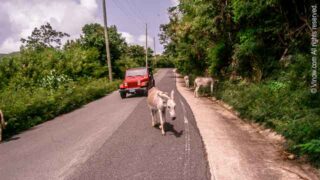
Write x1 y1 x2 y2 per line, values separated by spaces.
184 75 190 88
194 77 217 98
0 110 7 141
147 87 176 135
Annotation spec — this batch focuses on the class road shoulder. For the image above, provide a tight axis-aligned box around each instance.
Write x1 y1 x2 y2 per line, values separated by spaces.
175 73 319 180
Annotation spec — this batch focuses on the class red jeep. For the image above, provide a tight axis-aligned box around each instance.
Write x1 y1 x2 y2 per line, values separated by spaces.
119 67 155 98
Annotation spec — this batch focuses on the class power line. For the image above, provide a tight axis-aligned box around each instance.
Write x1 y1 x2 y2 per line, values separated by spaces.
123 0 147 23
111 0 143 25
110 0 145 32
109 0 157 52
119 1 155 46
111 0 145 26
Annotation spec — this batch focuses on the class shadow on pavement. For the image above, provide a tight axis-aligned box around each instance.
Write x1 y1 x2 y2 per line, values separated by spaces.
165 123 184 138
154 123 183 138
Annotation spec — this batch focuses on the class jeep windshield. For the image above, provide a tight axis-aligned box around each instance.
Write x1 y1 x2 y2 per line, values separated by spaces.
126 69 147 77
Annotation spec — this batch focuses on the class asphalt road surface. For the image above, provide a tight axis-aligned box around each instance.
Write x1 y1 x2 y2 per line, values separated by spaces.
0 69 210 180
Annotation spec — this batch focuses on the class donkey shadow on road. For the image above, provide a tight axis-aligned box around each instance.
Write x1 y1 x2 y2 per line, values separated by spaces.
154 123 183 138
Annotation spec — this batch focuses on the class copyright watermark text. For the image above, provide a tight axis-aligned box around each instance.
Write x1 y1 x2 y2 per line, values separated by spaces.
311 4 318 94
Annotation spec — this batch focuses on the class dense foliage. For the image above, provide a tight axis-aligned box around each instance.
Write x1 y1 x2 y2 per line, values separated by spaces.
160 0 320 165
0 23 151 138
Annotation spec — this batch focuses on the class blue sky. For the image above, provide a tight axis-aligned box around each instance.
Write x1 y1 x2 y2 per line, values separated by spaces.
106 0 177 53
0 0 178 53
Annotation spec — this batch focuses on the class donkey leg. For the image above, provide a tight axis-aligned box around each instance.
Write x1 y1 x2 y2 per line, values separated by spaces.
151 109 156 127
195 86 200 98
158 109 166 135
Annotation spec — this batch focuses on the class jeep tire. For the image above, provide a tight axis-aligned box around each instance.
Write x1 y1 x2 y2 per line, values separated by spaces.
120 92 126 99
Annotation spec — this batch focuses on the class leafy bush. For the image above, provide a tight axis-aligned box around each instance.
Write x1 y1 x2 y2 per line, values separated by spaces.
155 55 175 68
216 79 320 166
115 56 139 78
296 140 320 166
0 79 119 138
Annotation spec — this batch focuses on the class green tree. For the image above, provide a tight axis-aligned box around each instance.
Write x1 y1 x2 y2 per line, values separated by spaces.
80 23 127 77
126 45 145 66
21 23 69 50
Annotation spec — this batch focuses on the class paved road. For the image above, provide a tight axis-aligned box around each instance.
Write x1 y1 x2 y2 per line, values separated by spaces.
0 69 210 180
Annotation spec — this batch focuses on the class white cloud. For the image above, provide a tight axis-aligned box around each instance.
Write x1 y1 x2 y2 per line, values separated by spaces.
0 0 102 53
120 32 135 44
170 0 179 6
137 35 154 48
119 32 154 49
0 38 21 53
80 0 98 11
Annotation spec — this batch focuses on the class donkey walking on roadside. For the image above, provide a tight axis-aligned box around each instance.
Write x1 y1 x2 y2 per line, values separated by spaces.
0 110 7 142
147 87 176 135
194 77 218 98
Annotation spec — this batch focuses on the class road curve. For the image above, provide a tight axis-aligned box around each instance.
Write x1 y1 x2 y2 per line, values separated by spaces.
0 69 210 180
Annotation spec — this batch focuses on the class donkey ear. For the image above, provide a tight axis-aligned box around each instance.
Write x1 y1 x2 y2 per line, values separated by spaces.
170 90 175 99
157 92 167 100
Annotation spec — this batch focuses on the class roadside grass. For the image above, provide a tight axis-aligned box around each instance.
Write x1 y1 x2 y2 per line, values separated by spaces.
0 79 120 139
214 80 320 167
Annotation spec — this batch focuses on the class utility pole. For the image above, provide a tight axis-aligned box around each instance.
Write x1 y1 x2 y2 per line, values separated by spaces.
145 23 148 68
102 0 113 82
153 36 156 68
